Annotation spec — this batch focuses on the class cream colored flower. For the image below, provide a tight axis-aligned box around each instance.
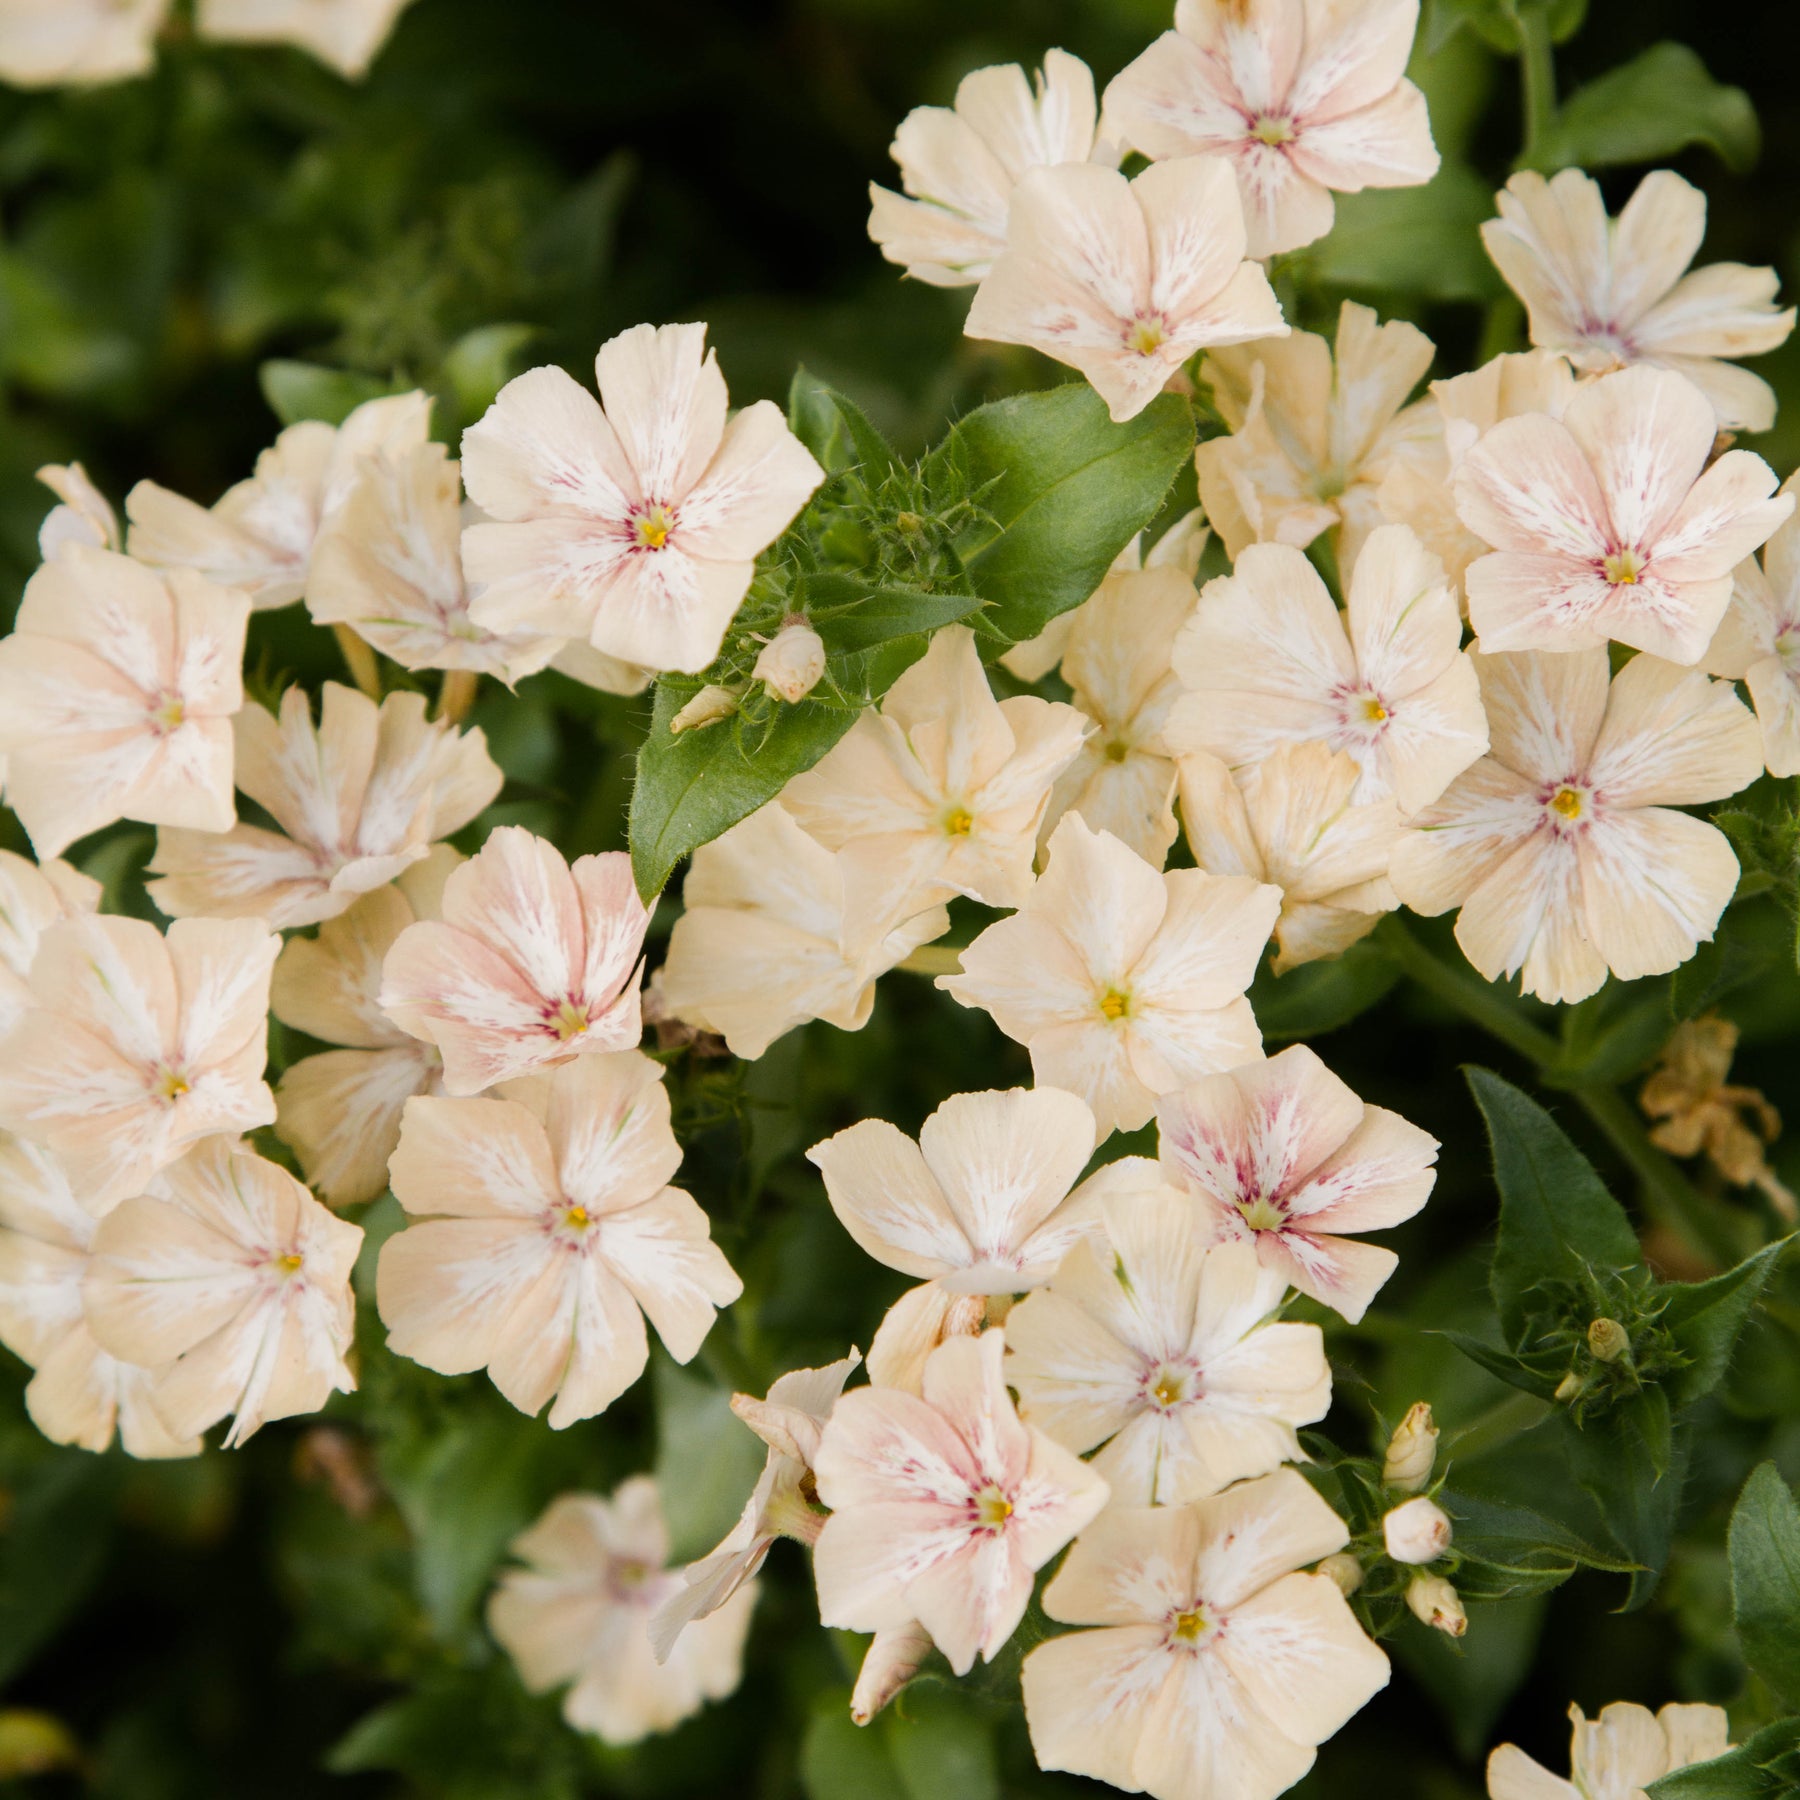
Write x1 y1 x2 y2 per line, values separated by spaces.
1022 1469 1389 1800
868 49 1107 287
489 1478 755 1745
1157 1043 1438 1323
378 825 652 1095
270 849 457 1207
941 815 1279 1137
1488 1702 1732 1800
196 0 417 78
0 851 100 1040
0 546 248 860
0 913 278 1209
0 0 168 87
379 1052 741 1427
1482 169 1795 432
148 683 501 929
1390 649 1763 1004
1455 364 1791 663
653 802 947 1062
1006 1188 1330 1505
1197 302 1434 570
0 1132 198 1459
965 156 1286 424
782 626 1090 955
126 392 432 609
1382 1496 1451 1563
1704 474 1800 774
461 322 825 673
813 1329 1109 1675
1103 0 1438 260
83 1137 362 1447
36 462 120 560
1176 742 1400 972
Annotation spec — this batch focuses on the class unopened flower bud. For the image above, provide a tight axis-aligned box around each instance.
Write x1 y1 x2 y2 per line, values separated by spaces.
670 684 738 733
1554 1371 1584 1403
1406 1572 1467 1637
1587 1317 1630 1363
1382 1402 1438 1493
1316 1552 1364 1597
1383 1496 1453 1565
753 621 826 703
850 1620 934 1725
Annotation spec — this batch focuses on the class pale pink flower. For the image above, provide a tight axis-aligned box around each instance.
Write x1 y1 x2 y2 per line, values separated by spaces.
1022 1469 1389 1800
1482 170 1796 433
0 850 100 1039
1007 1188 1329 1505
869 49 1108 287
1197 302 1435 568
1157 1043 1438 1323
126 392 433 609
812 1329 1109 1675
195 0 418 78
649 1352 860 1661
379 1052 741 1427
460 322 825 673
0 1131 199 1459
653 802 948 1061
270 848 457 1207
1703 475 1800 774
0 545 248 860
378 825 652 1095
964 155 1286 424
1103 0 1439 260
1455 364 1792 662
0 0 168 86
1488 1703 1732 1800
36 462 121 559
782 626 1090 956
489 1478 755 1745
0 913 278 1209
1389 649 1764 1004
148 683 501 929
83 1137 363 1446
940 815 1279 1137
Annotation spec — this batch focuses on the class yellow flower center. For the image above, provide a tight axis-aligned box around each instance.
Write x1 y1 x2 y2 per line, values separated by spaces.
943 807 974 838
1603 547 1644 586
154 1068 191 1102
1237 1195 1285 1232
564 1205 592 1232
1098 987 1130 1021
1147 1366 1190 1410
633 505 675 551
276 1252 305 1275
1249 114 1293 146
1360 695 1389 724
150 693 187 732
1549 786 1584 821
550 997 590 1040
1104 739 1132 763
1170 1606 1210 1643
1125 315 1168 357
974 1485 1013 1530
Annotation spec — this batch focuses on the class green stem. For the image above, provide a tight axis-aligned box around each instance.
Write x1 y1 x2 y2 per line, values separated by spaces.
1378 916 1560 1065
1512 2 1558 165
1445 1389 1551 1462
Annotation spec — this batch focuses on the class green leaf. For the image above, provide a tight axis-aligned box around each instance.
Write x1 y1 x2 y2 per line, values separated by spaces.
0 1452 119 1686
1427 0 1586 54
799 574 986 652
883 1687 1000 1800
788 370 900 480
800 1690 908 1800
1661 1238 1791 1409
1533 43 1761 175
1439 1328 1564 1401
652 1354 768 1565
1444 1490 1640 1578
1730 1463 1800 1706
1649 1719 1800 1800
439 323 538 429
1563 1394 1688 1610
259 358 395 426
935 384 1193 645
1249 935 1401 1042
1298 164 1504 301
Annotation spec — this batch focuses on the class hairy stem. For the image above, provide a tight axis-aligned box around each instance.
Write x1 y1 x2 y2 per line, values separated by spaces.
1512 2 1558 164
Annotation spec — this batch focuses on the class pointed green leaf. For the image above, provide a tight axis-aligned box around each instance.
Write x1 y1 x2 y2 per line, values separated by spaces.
260 358 394 426
799 574 986 652
1730 1463 1800 1706
1563 1396 1688 1610
1662 1238 1792 1408
1648 1719 1800 1800
788 369 900 479
1439 1328 1565 1401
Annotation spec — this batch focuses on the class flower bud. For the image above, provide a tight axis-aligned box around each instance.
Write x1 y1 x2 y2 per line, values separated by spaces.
670 684 738 733
1316 1552 1364 1597
1587 1317 1630 1363
850 1620 935 1725
1382 1402 1438 1493
1406 1572 1467 1637
1383 1496 1453 1565
754 622 826 703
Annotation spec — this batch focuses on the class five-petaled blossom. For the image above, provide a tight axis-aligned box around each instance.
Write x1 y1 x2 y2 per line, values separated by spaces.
460 322 826 673
965 155 1286 423
1157 1043 1439 1323
1454 363 1792 663
1703 473 1800 775
1482 169 1795 433
812 1329 1109 1674
1390 649 1764 1005
1021 1469 1390 1800
1488 1702 1731 1800
194 0 419 79
379 1052 742 1427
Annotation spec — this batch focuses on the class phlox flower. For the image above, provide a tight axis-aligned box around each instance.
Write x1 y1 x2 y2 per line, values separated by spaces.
83 1137 363 1447
0 850 100 1039
1006 1187 1330 1505
1488 1702 1731 1800
1103 0 1439 260
652 802 949 1061
1702 474 1800 774
782 625 1090 955
0 1132 198 1459
0 0 168 87
489 1479 755 1745
1157 1043 1438 1323
1022 1469 1389 1800
868 49 1108 287
0 545 248 860
812 1329 1109 1674
127 392 433 610
939 814 1280 1138
460 322 825 673
1454 364 1791 662
964 155 1286 424
270 848 458 1207
195 0 417 78
1170 526 1487 814
0 913 278 1209
1196 302 1435 569
378 1052 742 1427
37 462 121 560
148 682 502 929
1482 169 1795 432
1390 649 1764 1004
378 825 652 1095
